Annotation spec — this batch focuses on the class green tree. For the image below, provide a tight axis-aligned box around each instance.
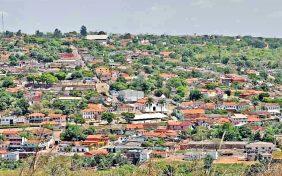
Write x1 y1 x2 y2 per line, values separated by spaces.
74 115 85 125
189 89 203 101
238 126 252 139
53 28 62 38
80 25 87 36
16 30 22 36
158 99 166 112
55 71 66 80
35 30 44 37
204 155 214 174
1 77 15 88
101 112 115 124
40 73 58 84
60 125 86 141
146 97 154 109
121 112 135 123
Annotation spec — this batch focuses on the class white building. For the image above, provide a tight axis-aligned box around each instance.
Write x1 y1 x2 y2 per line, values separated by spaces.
144 103 168 113
263 103 280 115
230 114 248 125
131 113 167 124
86 35 108 45
0 116 26 125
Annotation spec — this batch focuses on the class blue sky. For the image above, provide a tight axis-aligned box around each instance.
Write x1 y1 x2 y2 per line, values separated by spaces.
1 0 282 37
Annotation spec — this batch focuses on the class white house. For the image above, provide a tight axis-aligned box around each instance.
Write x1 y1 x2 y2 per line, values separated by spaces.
71 145 89 153
1 152 20 161
230 114 248 125
0 116 26 125
263 103 280 115
143 103 168 113
86 35 108 45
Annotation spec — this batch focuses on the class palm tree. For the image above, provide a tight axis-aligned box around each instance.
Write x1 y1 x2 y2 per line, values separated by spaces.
158 99 166 113
146 97 154 111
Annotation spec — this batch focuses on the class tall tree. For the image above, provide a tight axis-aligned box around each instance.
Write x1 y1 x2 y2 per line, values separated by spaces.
158 99 166 112
80 25 87 36
35 30 44 37
101 112 115 124
146 97 154 110
53 28 62 38
16 30 22 36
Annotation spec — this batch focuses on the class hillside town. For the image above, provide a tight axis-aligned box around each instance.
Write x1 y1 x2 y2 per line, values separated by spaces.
0 28 281 175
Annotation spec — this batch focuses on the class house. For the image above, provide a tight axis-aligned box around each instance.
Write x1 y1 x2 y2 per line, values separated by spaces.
27 113 46 123
48 114 67 126
71 142 89 153
130 113 167 124
116 104 135 113
245 142 276 161
86 35 108 45
262 103 280 115
58 141 72 152
51 53 84 69
167 121 192 131
143 102 168 113
230 114 248 125
125 149 151 164
181 109 205 119
221 74 248 86
82 104 107 120
8 136 28 150
118 90 144 103
106 141 150 164
0 150 19 161
247 115 261 125
82 135 109 147
1 130 20 139
144 129 178 139
217 102 249 112
126 124 144 131
0 116 26 125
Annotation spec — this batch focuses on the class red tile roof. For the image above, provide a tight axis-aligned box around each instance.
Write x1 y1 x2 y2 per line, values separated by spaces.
181 109 205 115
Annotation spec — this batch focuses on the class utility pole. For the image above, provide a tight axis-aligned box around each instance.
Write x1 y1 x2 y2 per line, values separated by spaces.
1 12 4 32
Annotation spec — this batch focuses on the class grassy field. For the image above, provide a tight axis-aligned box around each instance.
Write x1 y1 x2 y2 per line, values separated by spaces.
0 158 251 176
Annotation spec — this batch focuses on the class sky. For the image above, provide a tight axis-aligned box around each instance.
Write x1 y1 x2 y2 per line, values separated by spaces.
1 0 282 37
